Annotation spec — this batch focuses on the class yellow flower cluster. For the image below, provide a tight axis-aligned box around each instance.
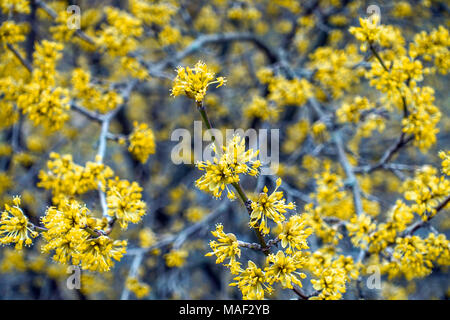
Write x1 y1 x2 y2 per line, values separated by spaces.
307 251 359 300
391 2 413 18
194 6 220 33
369 200 414 253
96 7 143 57
0 172 12 195
129 0 176 26
439 151 450 175
209 209 314 300
17 40 70 132
78 236 127 272
128 122 156 163
0 21 27 45
0 196 38 250
196 135 260 199
267 76 312 107
311 121 329 143
250 178 295 235
164 249 188 268
383 235 441 280
0 100 19 130
366 57 422 100
243 95 279 122
126 277 151 299
278 215 313 255
106 178 147 229
308 45 363 99
310 267 347 300
403 166 449 220
349 16 382 52
282 120 309 154
409 26 449 74
271 0 301 13
185 206 207 223
265 250 307 289
171 61 226 102
41 200 127 272
0 0 30 14
402 86 441 151
158 25 181 47
228 6 261 22
71 68 123 114
337 96 374 124
230 260 272 300
139 228 157 248
351 19 447 151
38 153 114 204
303 203 343 245
347 214 376 249
120 56 149 80
206 223 241 266
364 155 449 282
50 10 77 42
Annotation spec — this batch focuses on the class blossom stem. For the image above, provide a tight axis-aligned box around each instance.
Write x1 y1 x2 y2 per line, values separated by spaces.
6 43 32 73
196 101 216 142
369 43 388 71
195 100 268 252
29 223 48 233
231 182 269 253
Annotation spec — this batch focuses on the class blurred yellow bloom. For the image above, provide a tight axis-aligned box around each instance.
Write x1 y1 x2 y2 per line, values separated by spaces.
171 61 226 102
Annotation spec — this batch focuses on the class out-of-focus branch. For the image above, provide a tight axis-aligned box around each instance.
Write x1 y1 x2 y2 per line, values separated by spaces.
70 102 105 122
333 130 364 216
6 43 32 73
95 80 137 224
146 32 280 75
402 195 450 237
308 97 364 216
355 133 413 174
120 251 144 300
35 0 96 46
126 201 229 257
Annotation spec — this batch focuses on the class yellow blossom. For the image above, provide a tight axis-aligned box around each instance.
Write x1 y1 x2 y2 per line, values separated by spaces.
0 196 38 249
196 135 260 199
250 178 295 235
230 260 272 300
206 223 241 265
278 214 313 254
171 61 226 102
106 178 147 229
164 249 188 268
76 236 127 272
126 277 151 299
128 122 156 163
265 250 307 289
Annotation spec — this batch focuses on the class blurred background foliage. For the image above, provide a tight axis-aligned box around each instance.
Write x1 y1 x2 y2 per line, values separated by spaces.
0 0 449 299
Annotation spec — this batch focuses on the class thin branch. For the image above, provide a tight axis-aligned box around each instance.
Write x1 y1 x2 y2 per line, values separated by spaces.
402 194 450 237
120 251 144 300
355 133 413 174
146 32 280 75
70 102 105 122
333 130 364 216
126 201 229 256
35 0 96 46
6 43 32 73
